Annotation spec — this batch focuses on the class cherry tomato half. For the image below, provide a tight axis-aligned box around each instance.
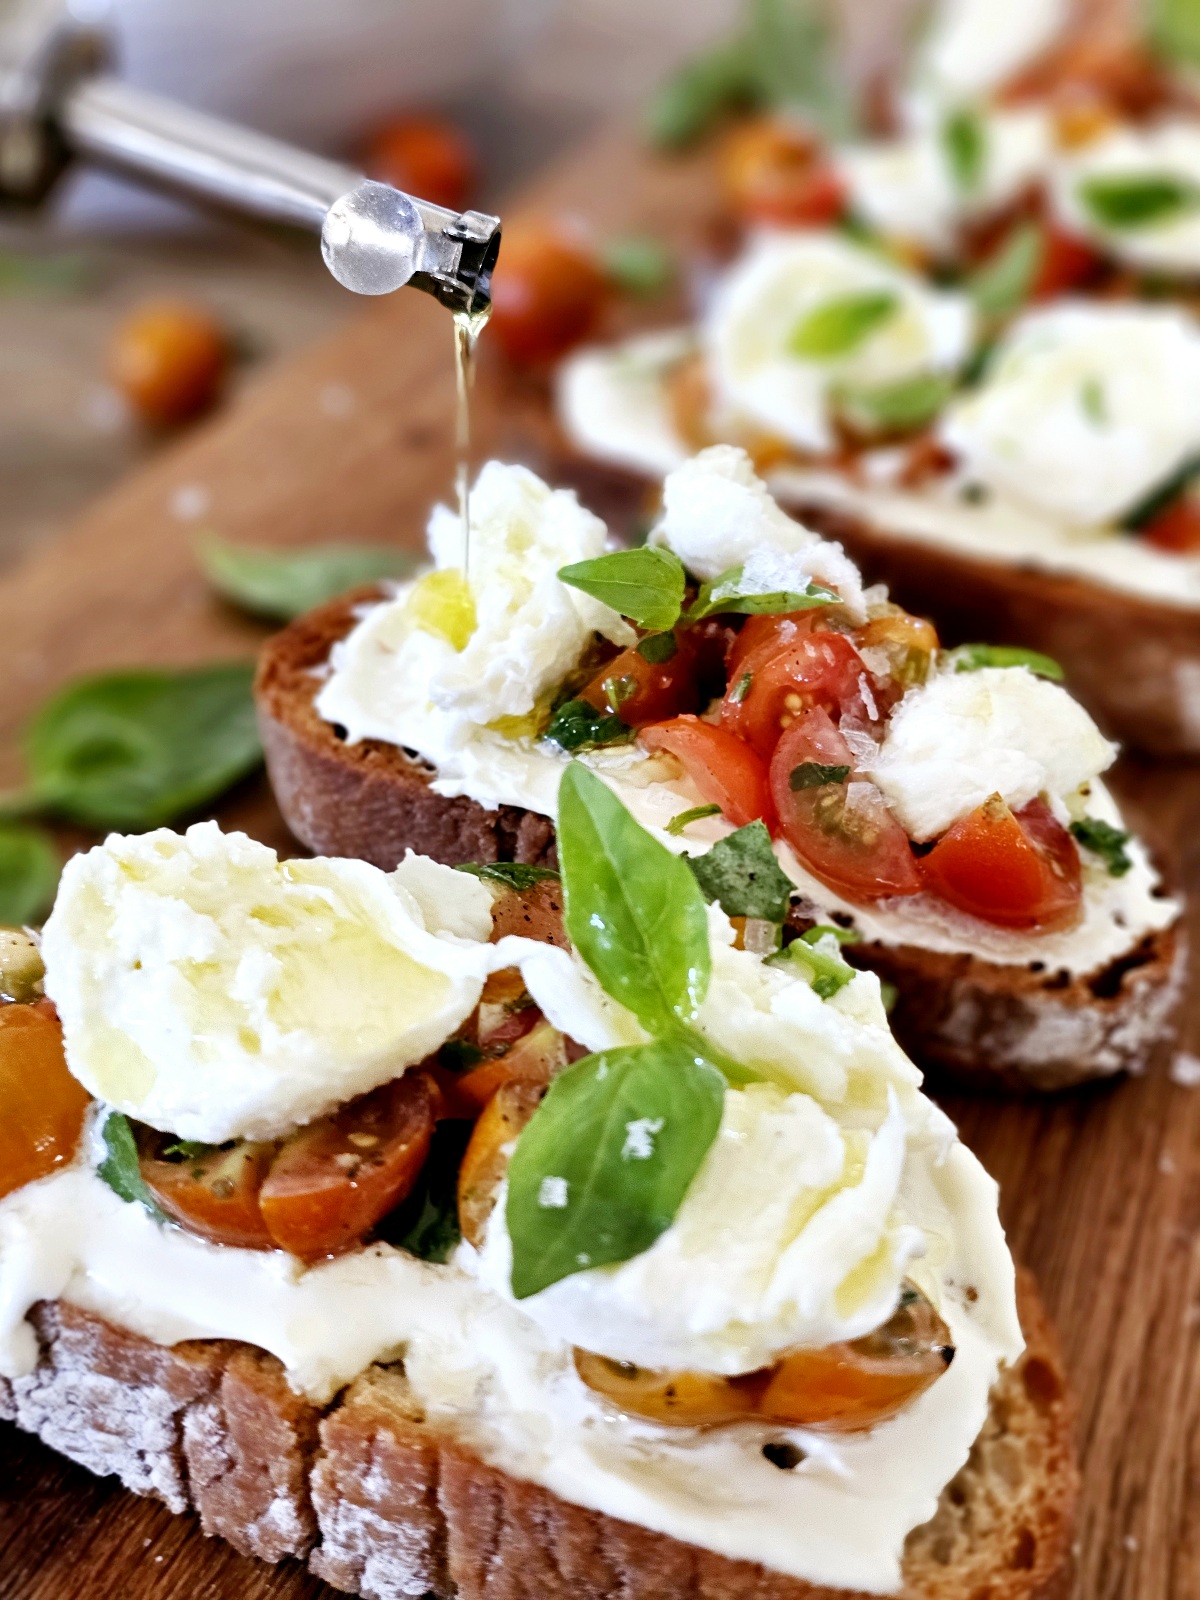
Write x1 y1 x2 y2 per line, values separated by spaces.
457 1080 545 1249
580 636 702 728
640 716 772 829
724 627 865 760
487 223 610 366
363 114 475 212
140 1138 277 1251
769 708 922 901
920 795 1082 931
717 117 846 227
0 1004 91 1202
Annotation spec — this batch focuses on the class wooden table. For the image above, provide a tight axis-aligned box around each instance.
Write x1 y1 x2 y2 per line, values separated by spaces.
2 124 1199 1600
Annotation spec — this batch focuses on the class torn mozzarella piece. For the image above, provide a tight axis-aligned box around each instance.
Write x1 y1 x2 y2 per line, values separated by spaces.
1052 120 1200 276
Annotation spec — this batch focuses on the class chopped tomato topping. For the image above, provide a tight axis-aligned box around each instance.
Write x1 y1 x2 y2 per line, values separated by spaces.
724 629 867 760
768 709 922 901
717 117 846 227
258 1073 438 1260
457 1080 545 1249
580 636 702 728
639 716 773 829
726 610 820 680
852 611 938 712
0 1004 91 1201
140 1138 277 1251
1140 493 1200 553
919 795 1083 931
452 1020 567 1116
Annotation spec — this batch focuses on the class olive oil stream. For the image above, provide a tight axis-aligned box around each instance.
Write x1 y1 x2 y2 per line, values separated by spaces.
454 305 492 577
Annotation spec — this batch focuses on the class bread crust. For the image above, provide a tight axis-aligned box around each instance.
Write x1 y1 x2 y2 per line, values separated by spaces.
3 1270 1076 1600
255 590 1182 1088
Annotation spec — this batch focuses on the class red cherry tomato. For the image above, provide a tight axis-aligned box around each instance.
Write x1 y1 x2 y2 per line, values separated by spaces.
724 628 866 760
726 611 820 679
639 716 773 829
258 1073 437 1260
580 636 702 727
1140 493 1200 553
717 117 846 227
768 709 922 901
140 1139 278 1251
919 796 1082 931
363 114 475 212
488 223 610 366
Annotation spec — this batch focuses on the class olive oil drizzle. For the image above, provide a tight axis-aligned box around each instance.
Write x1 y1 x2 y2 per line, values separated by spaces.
453 305 492 577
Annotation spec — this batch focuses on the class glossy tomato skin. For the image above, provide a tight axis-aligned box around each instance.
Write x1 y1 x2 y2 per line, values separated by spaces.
488 224 609 365
769 709 922 901
640 716 772 828
140 1138 277 1251
1140 493 1200 553
109 302 228 427
1033 222 1103 299
0 1004 91 1201
920 795 1083 931
717 117 846 227
581 637 702 727
726 611 818 680
363 114 474 212
259 1073 437 1260
724 628 866 760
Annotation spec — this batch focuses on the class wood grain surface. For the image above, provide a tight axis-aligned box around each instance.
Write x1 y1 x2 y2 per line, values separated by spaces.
2 123 1199 1600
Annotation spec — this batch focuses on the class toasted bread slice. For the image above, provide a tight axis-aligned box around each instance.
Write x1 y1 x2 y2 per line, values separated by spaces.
3 1271 1076 1599
255 589 1183 1090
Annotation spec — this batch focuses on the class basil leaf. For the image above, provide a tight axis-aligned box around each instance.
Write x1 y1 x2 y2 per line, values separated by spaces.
382 1119 472 1263
161 1139 216 1161
558 547 686 630
0 823 59 925
1070 816 1133 877
835 371 955 433
948 644 1064 680
636 631 678 664
665 803 722 837
1149 0 1200 66
558 763 711 1033
505 1037 726 1298
1078 173 1198 231
768 928 856 998
603 235 674 297
941 106 987 196
790 760 850 789
542 699 634 753
1123 451 1200 529
685 564 840 621
646 37 758 147
98 1112 167 1221
1080 376 1108 426
747 0 856 142
21 663 262 830
687 820 794 922
968 221 1044 320
198 537 414 623
0 248 98 296
788 290 900 360
730 671 753 704
455 862 561 890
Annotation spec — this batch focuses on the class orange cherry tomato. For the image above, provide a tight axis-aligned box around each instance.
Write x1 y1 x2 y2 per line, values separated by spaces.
852 611 939 714
639 716 772 829
575 1284 953 1432
769 708 922 901
140 1138 277 1251
920 795 1083 931
452 1020 567 1116
363 114 475 212
717 117 846 227
724 627 865 760
1032 222 1102 300
580 636 702 728
0 1004 91 1201
457 1080 545 1249
259 1072 437 1260
109 301 229 426
487 223 610 366
1140 493 1200 553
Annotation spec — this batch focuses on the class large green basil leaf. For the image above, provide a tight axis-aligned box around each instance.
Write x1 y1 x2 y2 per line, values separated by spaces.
948 643 1064 681
1078 172 1198 231
788 290 900 361
557 763 711 1033
684 564 839 622
198 536 415 622
0 823 60 925
558 547 686 630
506 1037 726 1298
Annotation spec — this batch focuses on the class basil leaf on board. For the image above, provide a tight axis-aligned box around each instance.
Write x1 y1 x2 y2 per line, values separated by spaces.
505 1037 726 1298
790 760 850 789
455 862 561 890
687 820 794 922
948 644 1064 681
834 371 955 434
1070 817 1133 877
557 547 686 630
197 536 415 623
968 221 1044 321
0 823 60 925
636 631 678 664
768 928 855 998
685 564 840 621
603 235 675 297
542 699 635 754
646 36 759 147
382 1119 472 1263
1149 0 1200 66
18 664 262 831
941 106 987 196
788 290 900 361
1078 173 1198 231
557 762 711 1034
98 1112 167 1221
665 803 722 837
747 0 857 142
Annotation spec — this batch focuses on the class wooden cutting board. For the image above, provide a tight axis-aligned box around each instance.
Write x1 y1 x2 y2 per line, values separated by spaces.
2 123 1200 1600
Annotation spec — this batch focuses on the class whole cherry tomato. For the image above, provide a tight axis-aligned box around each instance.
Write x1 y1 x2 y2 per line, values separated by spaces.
109 302 229 427
487 223 610 366
363 114 475 212
717 116 846 227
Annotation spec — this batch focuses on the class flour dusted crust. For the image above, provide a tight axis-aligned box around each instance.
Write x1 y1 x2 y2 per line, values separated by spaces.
2 1273 1075 1600
255 590 1183 1088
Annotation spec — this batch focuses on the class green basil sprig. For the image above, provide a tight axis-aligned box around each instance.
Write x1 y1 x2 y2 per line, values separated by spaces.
6 664 262 831
666 803 722 836
0 823 60 925
542 699 634 753
835 371 955 434
687 820 795 922
788 290 900 361
558 546 686 631
948 644 1064 681
602 235 675 297
768 926 858 998
455 862 562 890
1070 817 1133 877
198 536 415 623
1078 173 1198 231
685 565 839 621
941 106 987 196
98 1113 167 1221
790 760 850 789
968 221 1044 321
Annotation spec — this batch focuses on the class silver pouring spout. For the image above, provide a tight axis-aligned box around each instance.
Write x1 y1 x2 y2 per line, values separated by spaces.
0 0 501 313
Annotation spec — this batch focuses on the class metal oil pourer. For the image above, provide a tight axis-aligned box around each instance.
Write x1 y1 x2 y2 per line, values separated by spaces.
0 0 501 313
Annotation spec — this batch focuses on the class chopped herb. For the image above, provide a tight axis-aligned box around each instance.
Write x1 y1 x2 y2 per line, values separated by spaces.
767 927 856 998
161 1139 217 1162
636 630 678 663
940 106 987 196
731 671 754 704
948 644 1064 680
382 1120 473 1263
687 820 795 922
789 760 850 790
788 289 900 360
968 221 1043 321
879 979 899 1014
438 1036 485 1073
558 547 686 631
98 1113 167 1221
1123 451 1200 529
455 862 561 890
685 564 839 622
666 803 723 836
802 922 860 945
604 674 638 710
543 699 635 753
835 371 955 434
1078 172 1198 231
603 235 675 296
1070 817 1133 877
1080 376 1108 426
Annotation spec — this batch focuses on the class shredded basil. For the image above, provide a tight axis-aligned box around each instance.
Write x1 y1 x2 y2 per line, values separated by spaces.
687 820 794 922
789 760 850 790
948 644 1064 681
455 862 561 890
1070 817 1133 877
636 631 679 664
665 803 722 836
767 927 856 998
97 1112 167 1221
940 106 987 196
542 699 635 753
1078 172 1199 231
